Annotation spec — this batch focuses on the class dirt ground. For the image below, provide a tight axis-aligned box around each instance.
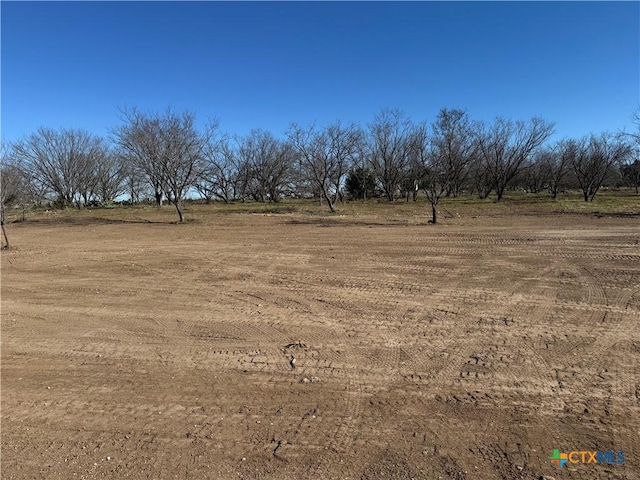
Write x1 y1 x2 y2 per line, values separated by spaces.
2 209 639 479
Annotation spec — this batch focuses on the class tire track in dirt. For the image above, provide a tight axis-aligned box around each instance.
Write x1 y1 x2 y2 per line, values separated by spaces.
574 266 637 372
606 338 640 470
219 288 363 377
273 270 434 297
302 378 365 478
430 261 560 390
525 264 609 372
243 265 378 478
528 250 640 262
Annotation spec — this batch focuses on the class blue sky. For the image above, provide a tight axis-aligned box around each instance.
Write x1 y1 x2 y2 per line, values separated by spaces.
2 1 639 143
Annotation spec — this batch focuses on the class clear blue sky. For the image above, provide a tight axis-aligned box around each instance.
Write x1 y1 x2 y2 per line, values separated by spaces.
2 1 639 143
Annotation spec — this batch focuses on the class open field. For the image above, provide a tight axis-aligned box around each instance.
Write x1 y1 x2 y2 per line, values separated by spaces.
2 197 640 479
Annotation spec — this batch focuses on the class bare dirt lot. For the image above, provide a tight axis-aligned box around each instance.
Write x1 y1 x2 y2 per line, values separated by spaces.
2 206 639 479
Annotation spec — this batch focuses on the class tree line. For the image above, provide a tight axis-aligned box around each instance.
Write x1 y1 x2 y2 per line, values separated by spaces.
1 106 638 242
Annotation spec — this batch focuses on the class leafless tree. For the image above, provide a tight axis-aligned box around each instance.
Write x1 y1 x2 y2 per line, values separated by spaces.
236 130 294 202
626 108 640 144
571 133 631 202
122 164 149 204
620 109 640 194
0 158 33 248
400 153 425 202
93 151 127 204
520 149 552 194
73 138 119 206
0 168 16 249
543 139 574 199
405 123 444 222
431 108 476 198
412 114 472 224
196 137 247 203
475 117 554 201
161 114 211 221
367 108 413 201
621 159 640 194
470 157 494 199
288 121 362 212
11 128 107 207
114 107 213 221
114 107 169 208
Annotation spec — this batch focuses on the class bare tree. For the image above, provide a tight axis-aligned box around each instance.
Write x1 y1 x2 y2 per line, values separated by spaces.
571 133 631 202
114 107 169 208
196 135 233 203
470 157 494 199
476 117 554 201
11 128 107 208
161 113 211 221
520 149 552 194
288 121 362 212
401 124 430 203
400 153 425 202
115 107 212 221
236 130 293 203
0 160 32 248
620 109 640 194
432 108 476 198
367 108 413 201
406 123 445 223
408 109 481 221
196 136 256 204
626 108 640 144
122 164 149 204
74 138 117 206
544 139 574 199
413 114 472 224
93 151 127 204
621 159 640 194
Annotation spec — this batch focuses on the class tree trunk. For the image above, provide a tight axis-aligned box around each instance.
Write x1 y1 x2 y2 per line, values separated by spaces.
175 201 184 222
1 222 9 249
1 204 9 249
477 186 491 199
155 190 163 208
583 190 589 202
322 189 336 212
386 190 394 202
431 203 437 224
